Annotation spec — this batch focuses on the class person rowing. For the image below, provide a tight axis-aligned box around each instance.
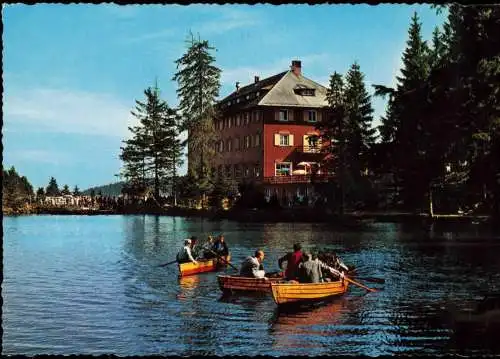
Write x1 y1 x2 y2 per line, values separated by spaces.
278 243 303 281
176 239 198 265
212 234 229 257
297 252 345 283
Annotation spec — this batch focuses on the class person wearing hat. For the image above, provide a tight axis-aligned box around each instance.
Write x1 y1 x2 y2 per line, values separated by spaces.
176 238 198 264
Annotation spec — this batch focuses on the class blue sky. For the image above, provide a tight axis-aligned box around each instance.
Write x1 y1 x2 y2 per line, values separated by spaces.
3 4 446 191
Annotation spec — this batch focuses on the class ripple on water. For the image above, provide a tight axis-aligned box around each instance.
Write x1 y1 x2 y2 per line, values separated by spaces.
3 216 500 356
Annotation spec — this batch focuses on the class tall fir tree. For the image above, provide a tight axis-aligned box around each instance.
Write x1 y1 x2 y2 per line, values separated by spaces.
120 82 185 200
45 177 60 196
172 32 221 199
343 62 377 173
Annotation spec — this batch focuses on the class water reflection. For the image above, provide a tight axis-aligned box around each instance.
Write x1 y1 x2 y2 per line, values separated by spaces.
3 215 500 356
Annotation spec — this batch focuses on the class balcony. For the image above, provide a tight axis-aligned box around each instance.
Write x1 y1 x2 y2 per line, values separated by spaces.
262 173 334 184
294 145 328 154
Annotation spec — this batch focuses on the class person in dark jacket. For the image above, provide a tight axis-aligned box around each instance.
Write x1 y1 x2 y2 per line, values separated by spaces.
212 234 229 256
240 250 266 278
297 252 343 283
278 243 303 280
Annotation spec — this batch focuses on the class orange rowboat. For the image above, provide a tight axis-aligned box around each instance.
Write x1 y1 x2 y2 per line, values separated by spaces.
217 274 283 293
178 255 231 277
270 279 349 306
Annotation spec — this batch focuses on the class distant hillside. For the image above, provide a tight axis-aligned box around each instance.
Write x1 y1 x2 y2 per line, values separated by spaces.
83 182 125 197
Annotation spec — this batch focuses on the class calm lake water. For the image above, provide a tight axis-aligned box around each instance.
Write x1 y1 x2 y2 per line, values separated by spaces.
3 215 500 356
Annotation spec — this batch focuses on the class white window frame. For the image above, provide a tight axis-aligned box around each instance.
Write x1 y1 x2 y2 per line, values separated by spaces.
275 162 292 177
226 138 232 152
279 134 290 146
279 109 289 122
245 135 251 148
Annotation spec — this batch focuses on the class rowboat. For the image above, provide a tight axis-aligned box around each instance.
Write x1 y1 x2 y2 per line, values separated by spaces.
270 279 349 306
217 273 284 293
178 255 231 277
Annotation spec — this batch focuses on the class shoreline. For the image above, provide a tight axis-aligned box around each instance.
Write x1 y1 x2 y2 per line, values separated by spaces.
3 206 493 225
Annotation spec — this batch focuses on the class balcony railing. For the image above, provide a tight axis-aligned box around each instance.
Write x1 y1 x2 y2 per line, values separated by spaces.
262 174 335 184
294 145 328 154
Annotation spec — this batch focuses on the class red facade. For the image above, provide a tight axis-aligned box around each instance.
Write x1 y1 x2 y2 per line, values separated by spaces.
211 60 333 203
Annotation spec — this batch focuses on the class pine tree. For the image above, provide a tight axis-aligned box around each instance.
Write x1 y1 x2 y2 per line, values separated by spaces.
73 185 81 196
172 32 221 192
36 187 45 200
61 184 71 195
46 177 60 196
343 62 377 172
120 82 185 202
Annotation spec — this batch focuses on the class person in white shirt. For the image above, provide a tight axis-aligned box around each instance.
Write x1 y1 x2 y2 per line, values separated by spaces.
176 239 198 264
239 250 266 278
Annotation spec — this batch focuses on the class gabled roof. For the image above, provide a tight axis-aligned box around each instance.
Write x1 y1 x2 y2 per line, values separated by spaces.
218 68 328 110
220 71 287 104
258 71 328 108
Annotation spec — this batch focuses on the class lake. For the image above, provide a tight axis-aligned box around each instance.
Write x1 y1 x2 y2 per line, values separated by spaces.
3 215 500 356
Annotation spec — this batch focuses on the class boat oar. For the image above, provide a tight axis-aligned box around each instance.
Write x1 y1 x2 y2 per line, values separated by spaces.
352 276 385 284
208 249 239 272
158 259 177 267
344 275 378 293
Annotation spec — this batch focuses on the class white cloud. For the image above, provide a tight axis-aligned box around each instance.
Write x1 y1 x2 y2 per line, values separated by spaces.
11 149 71 165
101 4 139 19
123 29 175 43
4 87 137 138
195 7 261 35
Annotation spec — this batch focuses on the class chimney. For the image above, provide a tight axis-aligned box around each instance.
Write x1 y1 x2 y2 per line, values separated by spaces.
291 60 302 76
236 81 240 92
254 76 260 83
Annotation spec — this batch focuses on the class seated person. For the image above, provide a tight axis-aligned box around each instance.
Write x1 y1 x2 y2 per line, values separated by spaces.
239 250 266 279
298 252 343 283
176 239 198 264
212 234 229 256
202 235 216 259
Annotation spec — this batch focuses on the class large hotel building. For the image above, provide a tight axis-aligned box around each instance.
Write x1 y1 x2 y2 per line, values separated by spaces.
212 60 334 204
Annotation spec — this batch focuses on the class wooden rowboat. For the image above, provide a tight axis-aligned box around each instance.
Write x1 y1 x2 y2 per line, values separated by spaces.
217 274 283 293
178 255 231 277
270 279 349 306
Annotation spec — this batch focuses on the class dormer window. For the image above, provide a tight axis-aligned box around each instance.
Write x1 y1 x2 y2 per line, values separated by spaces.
293 85 315 96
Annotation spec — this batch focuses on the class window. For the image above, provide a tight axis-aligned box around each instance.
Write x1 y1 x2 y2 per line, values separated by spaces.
237 98 240 103
243 112 249 125
275 162 292 176
228 117 232 128
234 164 242 178
245 135 251 148
279 110 289 122
226 138 232 152
225 165 232 177
254 166 261 177
235 137 241 151
274 133 294 146
306 110 317 122
219 140 224 152
236 115 241 126
244 167 250 177
254 133 261 147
